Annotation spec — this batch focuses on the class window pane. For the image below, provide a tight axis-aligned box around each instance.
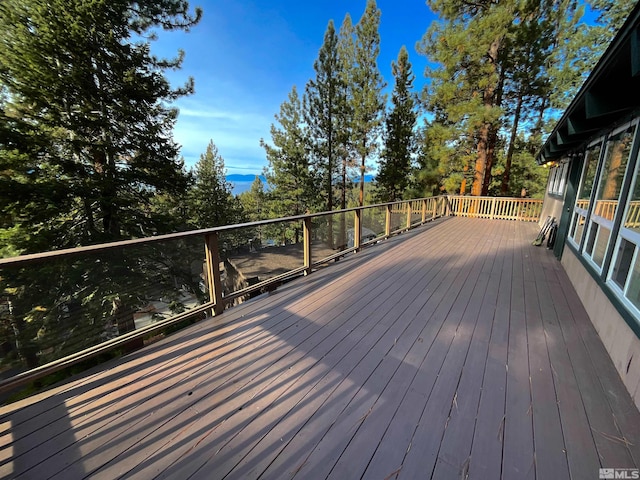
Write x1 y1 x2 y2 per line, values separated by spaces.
626 255 640 310
573 214 586 243
570 213 578 238
624 143 640 232
593 225 611 267
612 238 635 289
594 126 636 220
558 163 567 194
578 143 602 201
585 223 598 255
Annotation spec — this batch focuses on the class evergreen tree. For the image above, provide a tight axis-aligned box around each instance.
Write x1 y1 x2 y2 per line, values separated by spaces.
336 13 357 212
188 140 239 228
349 0 386 206
408 126 443 197
305 20 345 214
261 86 317 243
376 46 417 202
0 0 202 367
238 176 266 247
419 0 516 197
238 176 266 222
0 0 201 248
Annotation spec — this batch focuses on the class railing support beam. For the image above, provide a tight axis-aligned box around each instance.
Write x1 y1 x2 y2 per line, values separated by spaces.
354 208 362 251
385 204 392 237
303 217 312 275
204 233 224 316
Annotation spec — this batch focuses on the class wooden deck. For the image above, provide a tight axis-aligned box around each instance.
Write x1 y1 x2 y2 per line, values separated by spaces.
1 217 639 479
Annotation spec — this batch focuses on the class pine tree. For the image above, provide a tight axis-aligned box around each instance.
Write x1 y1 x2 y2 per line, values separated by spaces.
0 0 201 247
188 140 239 228
419 0 518 197
376 46 417 202
336 14 357 212
304 20 348 214
349 0 386 206
238 176 266 247
0 0 202 365
239 176 266 222
261 86 317 243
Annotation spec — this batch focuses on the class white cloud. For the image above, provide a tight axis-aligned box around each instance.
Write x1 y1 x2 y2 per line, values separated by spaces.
173 104 270 174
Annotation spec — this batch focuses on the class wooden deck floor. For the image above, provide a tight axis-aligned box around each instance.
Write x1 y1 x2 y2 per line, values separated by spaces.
1 217 640 480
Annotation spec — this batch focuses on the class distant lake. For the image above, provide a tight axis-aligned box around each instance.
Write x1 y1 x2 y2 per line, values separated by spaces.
227 174 375 196
231 181 255 195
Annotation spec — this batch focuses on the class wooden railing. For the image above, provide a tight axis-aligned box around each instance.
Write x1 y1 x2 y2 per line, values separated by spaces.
0 195 539 394
446 195 543 222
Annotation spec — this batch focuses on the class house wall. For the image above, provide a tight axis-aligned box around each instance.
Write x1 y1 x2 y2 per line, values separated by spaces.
562 245 640 409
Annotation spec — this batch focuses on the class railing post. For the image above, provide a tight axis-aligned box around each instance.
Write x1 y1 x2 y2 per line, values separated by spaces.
445 196 452 216
385 204 392 237
354 208 362 251
490 196 497 220
421 199 427 223
204 233 224 316
303 217 312 275
406 201 412 230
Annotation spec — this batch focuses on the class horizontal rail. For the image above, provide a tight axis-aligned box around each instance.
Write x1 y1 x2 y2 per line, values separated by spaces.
0 195 537 395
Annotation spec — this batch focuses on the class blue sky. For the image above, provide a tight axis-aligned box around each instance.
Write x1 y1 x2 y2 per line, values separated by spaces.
152 0 437 175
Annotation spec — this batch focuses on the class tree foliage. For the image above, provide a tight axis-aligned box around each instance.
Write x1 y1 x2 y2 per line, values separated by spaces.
304 20 349 214
376 46 417 202
262 86 318 242
417 0 633 197
348 0 386 205
0 0 202 369
187 140 241 229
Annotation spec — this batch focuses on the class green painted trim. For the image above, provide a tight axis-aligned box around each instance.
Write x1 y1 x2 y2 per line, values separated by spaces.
564 242 640 339
554 158 582 259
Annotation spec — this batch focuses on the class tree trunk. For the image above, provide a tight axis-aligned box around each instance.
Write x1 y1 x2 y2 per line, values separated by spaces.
481 127 498 196
339 158 347 249
472 124 489 196
460 161 469 195
359 152 365 207
327 133 334 248
471 36 503 197
501 92 524 195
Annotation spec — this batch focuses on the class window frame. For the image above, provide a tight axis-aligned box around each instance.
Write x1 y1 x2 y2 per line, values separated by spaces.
567 137 605 250
582 120 638 273
547 160 569 197
605 120 640 317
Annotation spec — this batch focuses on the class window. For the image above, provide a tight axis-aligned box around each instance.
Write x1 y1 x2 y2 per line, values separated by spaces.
607 121 640 314
547 161 569 196
567 117 640 323
569 142 602 247
583 124 636 271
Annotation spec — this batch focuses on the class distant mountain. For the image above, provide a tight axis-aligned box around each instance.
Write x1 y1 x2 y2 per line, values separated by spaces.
227 174 266 183
227 173 376 195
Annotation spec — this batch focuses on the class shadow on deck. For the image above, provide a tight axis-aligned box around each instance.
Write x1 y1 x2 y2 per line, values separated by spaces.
1 217 639 479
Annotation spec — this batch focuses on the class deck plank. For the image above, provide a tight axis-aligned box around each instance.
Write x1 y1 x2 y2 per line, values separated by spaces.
0 217 638 480
502 223 535 479
387 219 497 479
521 225 571 480
467 221 514 479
